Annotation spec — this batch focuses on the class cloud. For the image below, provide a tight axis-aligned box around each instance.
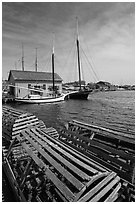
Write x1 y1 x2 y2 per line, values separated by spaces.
2 2 135 84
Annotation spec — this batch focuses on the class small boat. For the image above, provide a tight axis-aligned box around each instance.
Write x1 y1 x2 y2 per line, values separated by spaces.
15 93 67 104
68 18 92 100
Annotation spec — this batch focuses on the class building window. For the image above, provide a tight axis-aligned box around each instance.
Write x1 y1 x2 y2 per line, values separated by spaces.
28 84 31 88
48 85 59 92
48 86 53 91
43 84 46 90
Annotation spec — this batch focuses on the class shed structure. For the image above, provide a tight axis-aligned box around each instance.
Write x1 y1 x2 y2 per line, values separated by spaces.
8 70 63 98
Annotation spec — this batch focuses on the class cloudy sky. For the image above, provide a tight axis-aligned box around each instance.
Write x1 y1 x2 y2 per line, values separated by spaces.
2 2 135 85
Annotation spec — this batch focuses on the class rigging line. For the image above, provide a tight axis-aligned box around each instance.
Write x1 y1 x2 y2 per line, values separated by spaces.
81 39 100 80
81 45 99 82
80 45 99 81
68 43 76 83
45 56 51 71
81 50 97 82
80 59 85 82
25 63 35 68
62 40 76 68
80 45 97 82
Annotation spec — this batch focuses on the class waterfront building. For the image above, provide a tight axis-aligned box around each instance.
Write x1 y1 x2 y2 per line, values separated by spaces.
8 70 63 98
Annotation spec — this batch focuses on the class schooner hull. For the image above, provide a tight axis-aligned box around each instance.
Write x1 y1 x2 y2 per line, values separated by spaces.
69 90 92 100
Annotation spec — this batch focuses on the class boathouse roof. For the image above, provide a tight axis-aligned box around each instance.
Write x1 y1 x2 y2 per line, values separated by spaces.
8 70 63 82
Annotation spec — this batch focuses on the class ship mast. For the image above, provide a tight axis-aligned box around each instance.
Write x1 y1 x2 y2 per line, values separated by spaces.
76 17 82 90
35 48 38 72
22 43 24 71
52 33 55 94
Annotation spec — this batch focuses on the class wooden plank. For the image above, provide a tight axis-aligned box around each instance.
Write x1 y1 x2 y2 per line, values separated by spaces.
31 128 98 175
74 172 109 201
65 127 134 161
21 130 85 191
15 115 36 123
13 116 38 127
60 131 133 172
39 128 107 172
41 136 134 183
6 135 76 201
3 109 22 117
65 129 111 154
78 172 117 202
45 169 75 201
89 176 120 202
24 129 91 181
70 120 135 143
104 182 121 202
18 134 76 201
54 188 68 202
92 138 134 161
16 135 46 170
12 121 40 136
12 118 39 131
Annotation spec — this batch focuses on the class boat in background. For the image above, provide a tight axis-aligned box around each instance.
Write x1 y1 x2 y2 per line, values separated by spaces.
15 92 67 103
69 18 92 100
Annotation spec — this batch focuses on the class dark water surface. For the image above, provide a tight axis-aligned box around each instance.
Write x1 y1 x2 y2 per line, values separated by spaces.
10 90 135 133
2 90 135 201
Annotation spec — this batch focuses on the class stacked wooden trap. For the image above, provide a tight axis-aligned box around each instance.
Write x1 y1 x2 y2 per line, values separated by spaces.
2 106 135 202
2 105 46 143
57 120 135 184
3 126 134 202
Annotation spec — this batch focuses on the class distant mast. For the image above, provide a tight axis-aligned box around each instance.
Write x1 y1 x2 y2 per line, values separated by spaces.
35 48 38 72
22 43 24 71
52 34 55 94
76 17 82 90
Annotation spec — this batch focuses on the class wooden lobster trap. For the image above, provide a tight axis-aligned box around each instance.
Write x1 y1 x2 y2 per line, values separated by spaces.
2 105 46 143
57 120 135 183
3 126 134 202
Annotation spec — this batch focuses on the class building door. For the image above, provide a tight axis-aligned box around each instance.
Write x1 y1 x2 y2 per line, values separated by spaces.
10 86 15 96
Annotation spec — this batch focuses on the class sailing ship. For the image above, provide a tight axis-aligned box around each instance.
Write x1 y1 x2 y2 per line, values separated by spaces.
14 40 67 104
69 18 92 100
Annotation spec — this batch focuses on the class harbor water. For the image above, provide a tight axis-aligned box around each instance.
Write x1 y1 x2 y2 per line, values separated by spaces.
2 90 135 201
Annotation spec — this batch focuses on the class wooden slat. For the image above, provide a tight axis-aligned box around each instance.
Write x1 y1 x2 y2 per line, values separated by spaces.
60 131 133 172
64 127 134 160
39 128 107 172
13 116 38 127
89 176 120 202
25 129 91 181
74 172 109 201
58 135 133 182
31 128 98 175
78 172 117 202
21 130 84 191
12 118 39 131
71 120 135 144
104 182 121 202
15 115 36 123
16 135 45 169
12 121 40 136
45 169 75 201
16 135 76 202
